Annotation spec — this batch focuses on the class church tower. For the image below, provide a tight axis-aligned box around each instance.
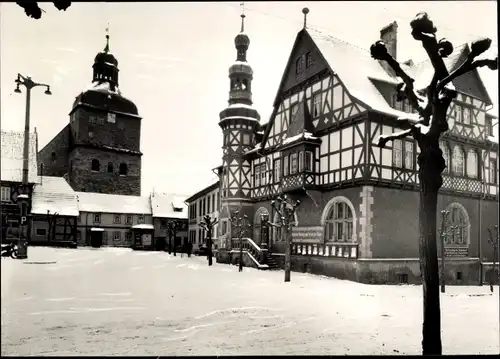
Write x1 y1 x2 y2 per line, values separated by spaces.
218 12 260 239
67 33 142 196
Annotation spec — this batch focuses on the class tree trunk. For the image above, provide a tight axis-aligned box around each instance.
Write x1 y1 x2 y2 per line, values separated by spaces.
173 229 177 257
418 145 444 356
284 225 291 282
239 236 243 272
168 234 172 254
208 228 213 266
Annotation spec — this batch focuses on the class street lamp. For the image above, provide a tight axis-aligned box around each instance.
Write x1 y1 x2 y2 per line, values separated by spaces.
13 73 52 259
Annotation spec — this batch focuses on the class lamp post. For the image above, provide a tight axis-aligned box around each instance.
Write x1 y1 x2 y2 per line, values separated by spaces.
229 210 251 272
200 214 218 266
271 194 300 282
14 74 51 260
487 225 499 292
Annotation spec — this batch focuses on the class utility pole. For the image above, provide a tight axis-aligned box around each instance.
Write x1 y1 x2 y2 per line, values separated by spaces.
370 13 497 355
271 194 300 282
487 225 499 292
200 214 218 266
13 74 52 260
229 209 251 272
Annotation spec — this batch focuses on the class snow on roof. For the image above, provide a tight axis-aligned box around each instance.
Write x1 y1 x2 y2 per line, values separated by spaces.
0 130 38 184
150 193 188 219
281 131 319 147
132 223 154 230
76 192 151 215
219 116 260 122
84 81 122 96
31 176 79 217
228 103 256 110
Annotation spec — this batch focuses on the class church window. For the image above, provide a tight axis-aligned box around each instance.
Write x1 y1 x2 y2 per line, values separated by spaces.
440 141 451 173
325 200 354 242
305 151 313 172
489 159 497 184
91 159 100 172
452 146 465 176
107 162 113 173
119 163 128 175
466 149 478 179
306 52 312 68
312 93 321 118
51 152 56 162
242 133 250 145
295 56 304 75
290 153 298 174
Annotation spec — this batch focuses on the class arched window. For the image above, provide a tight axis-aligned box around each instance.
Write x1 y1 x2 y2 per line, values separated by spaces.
51 152 56 162
252 207 269 245
452 146 465 176
107 162 114 173
443 203 470 246
119 163 128 175
321 197 357 243
466 149 478 178
440 141 450 173
91 159 100 172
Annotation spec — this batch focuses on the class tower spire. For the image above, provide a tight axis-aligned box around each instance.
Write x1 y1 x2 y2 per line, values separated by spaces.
240 2 245 32
104 25 110 52
302 7 309 29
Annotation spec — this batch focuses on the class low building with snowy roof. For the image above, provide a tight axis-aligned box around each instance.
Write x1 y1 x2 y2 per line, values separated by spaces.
190 11 499 284
1 129 39 243
30 176 79 246
149 192 189 251
75 191 153 248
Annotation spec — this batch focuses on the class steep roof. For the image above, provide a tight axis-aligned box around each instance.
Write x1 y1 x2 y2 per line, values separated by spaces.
0 130 38 184
31 176 79 217
76 192 151 214
150 193 188 219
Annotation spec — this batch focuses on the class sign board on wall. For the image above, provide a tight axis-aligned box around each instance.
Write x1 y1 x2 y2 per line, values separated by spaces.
444 246 468 258
292 226 324 243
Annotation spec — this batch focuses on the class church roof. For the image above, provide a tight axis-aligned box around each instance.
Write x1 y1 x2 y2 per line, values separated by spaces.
0 130 38 184
31 176 79 217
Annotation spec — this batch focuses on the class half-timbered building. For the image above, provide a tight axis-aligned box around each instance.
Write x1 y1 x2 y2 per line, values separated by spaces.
191 14 498 284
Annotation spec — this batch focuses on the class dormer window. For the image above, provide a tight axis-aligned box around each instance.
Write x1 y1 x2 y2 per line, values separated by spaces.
296 56 304 75
306 52 312 68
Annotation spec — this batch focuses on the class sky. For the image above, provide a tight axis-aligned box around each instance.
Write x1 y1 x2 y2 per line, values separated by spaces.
1 1 498 196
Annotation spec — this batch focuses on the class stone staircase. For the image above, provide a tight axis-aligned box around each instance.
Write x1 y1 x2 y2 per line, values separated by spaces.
263 251 280 270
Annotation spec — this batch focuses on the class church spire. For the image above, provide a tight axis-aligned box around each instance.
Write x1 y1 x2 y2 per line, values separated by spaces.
234 2 250 62
92 28 119 88
104 26 110 52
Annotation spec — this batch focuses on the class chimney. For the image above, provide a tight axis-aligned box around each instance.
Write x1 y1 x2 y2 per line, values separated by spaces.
380 21 398 59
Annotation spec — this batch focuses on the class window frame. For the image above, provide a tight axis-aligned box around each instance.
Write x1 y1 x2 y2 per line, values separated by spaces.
312 93 321 118
324 201 354 242
298 151 304 172
242 133 250 146
113 231 121 241
452 146 465 176
254 165 261 187
305 52 312 68
93 214 101 224
290 153 298 174
113 214 121 224
305 151 313 172
295 56 304 74
138 215 145 224
273 158 281 183
290 103 299 120
91 159 100 172
0 186 11 202
283 155 289 176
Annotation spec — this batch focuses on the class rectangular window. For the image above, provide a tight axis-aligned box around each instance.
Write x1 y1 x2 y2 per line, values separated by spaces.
255 165 261 187
125 215 132 224
125 232 132 243
274 159 281 182
392 140 403 167
290 103 299 120
207 196 211 214
283 155 289 176
113 214 121 224
212 194 215 212
290 153 298 174
224 133 229 146
138 215 145 224
113 231 121 241
295 56 304 74
306 52 312 68
298 151 304 172
312 93 321 118
89 115 96 124
486 117 493 136
93 214 101 223
36 228 47 236
203 198 206 215
242 133 250 145
462 107 471 125
490 159 498 184
404 141 414 170
1 186 10 202
305 151 313 172
261 163 267 185
455 105 462 123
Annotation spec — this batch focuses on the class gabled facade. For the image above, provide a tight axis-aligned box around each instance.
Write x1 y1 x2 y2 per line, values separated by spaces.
150 192 188 250
190 13 499 285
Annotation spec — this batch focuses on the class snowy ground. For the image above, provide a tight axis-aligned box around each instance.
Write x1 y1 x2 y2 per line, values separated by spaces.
1 247 499 356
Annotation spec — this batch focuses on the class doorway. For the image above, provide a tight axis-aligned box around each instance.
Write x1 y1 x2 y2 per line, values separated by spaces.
90 231 103 248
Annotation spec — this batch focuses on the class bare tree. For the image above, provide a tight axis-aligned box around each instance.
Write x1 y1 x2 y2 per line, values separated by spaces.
229 210 252 272
370 12 498 355
200 214 218 266
271 195 300 282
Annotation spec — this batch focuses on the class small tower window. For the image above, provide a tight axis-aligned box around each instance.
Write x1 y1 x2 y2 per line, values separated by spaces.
119 163 128 176
51 152 56 162
242 133 250 145
91 159 100 172
107 162 114 173
242 79 248 90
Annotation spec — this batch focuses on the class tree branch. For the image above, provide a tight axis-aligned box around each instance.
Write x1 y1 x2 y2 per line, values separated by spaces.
377 129 413 148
